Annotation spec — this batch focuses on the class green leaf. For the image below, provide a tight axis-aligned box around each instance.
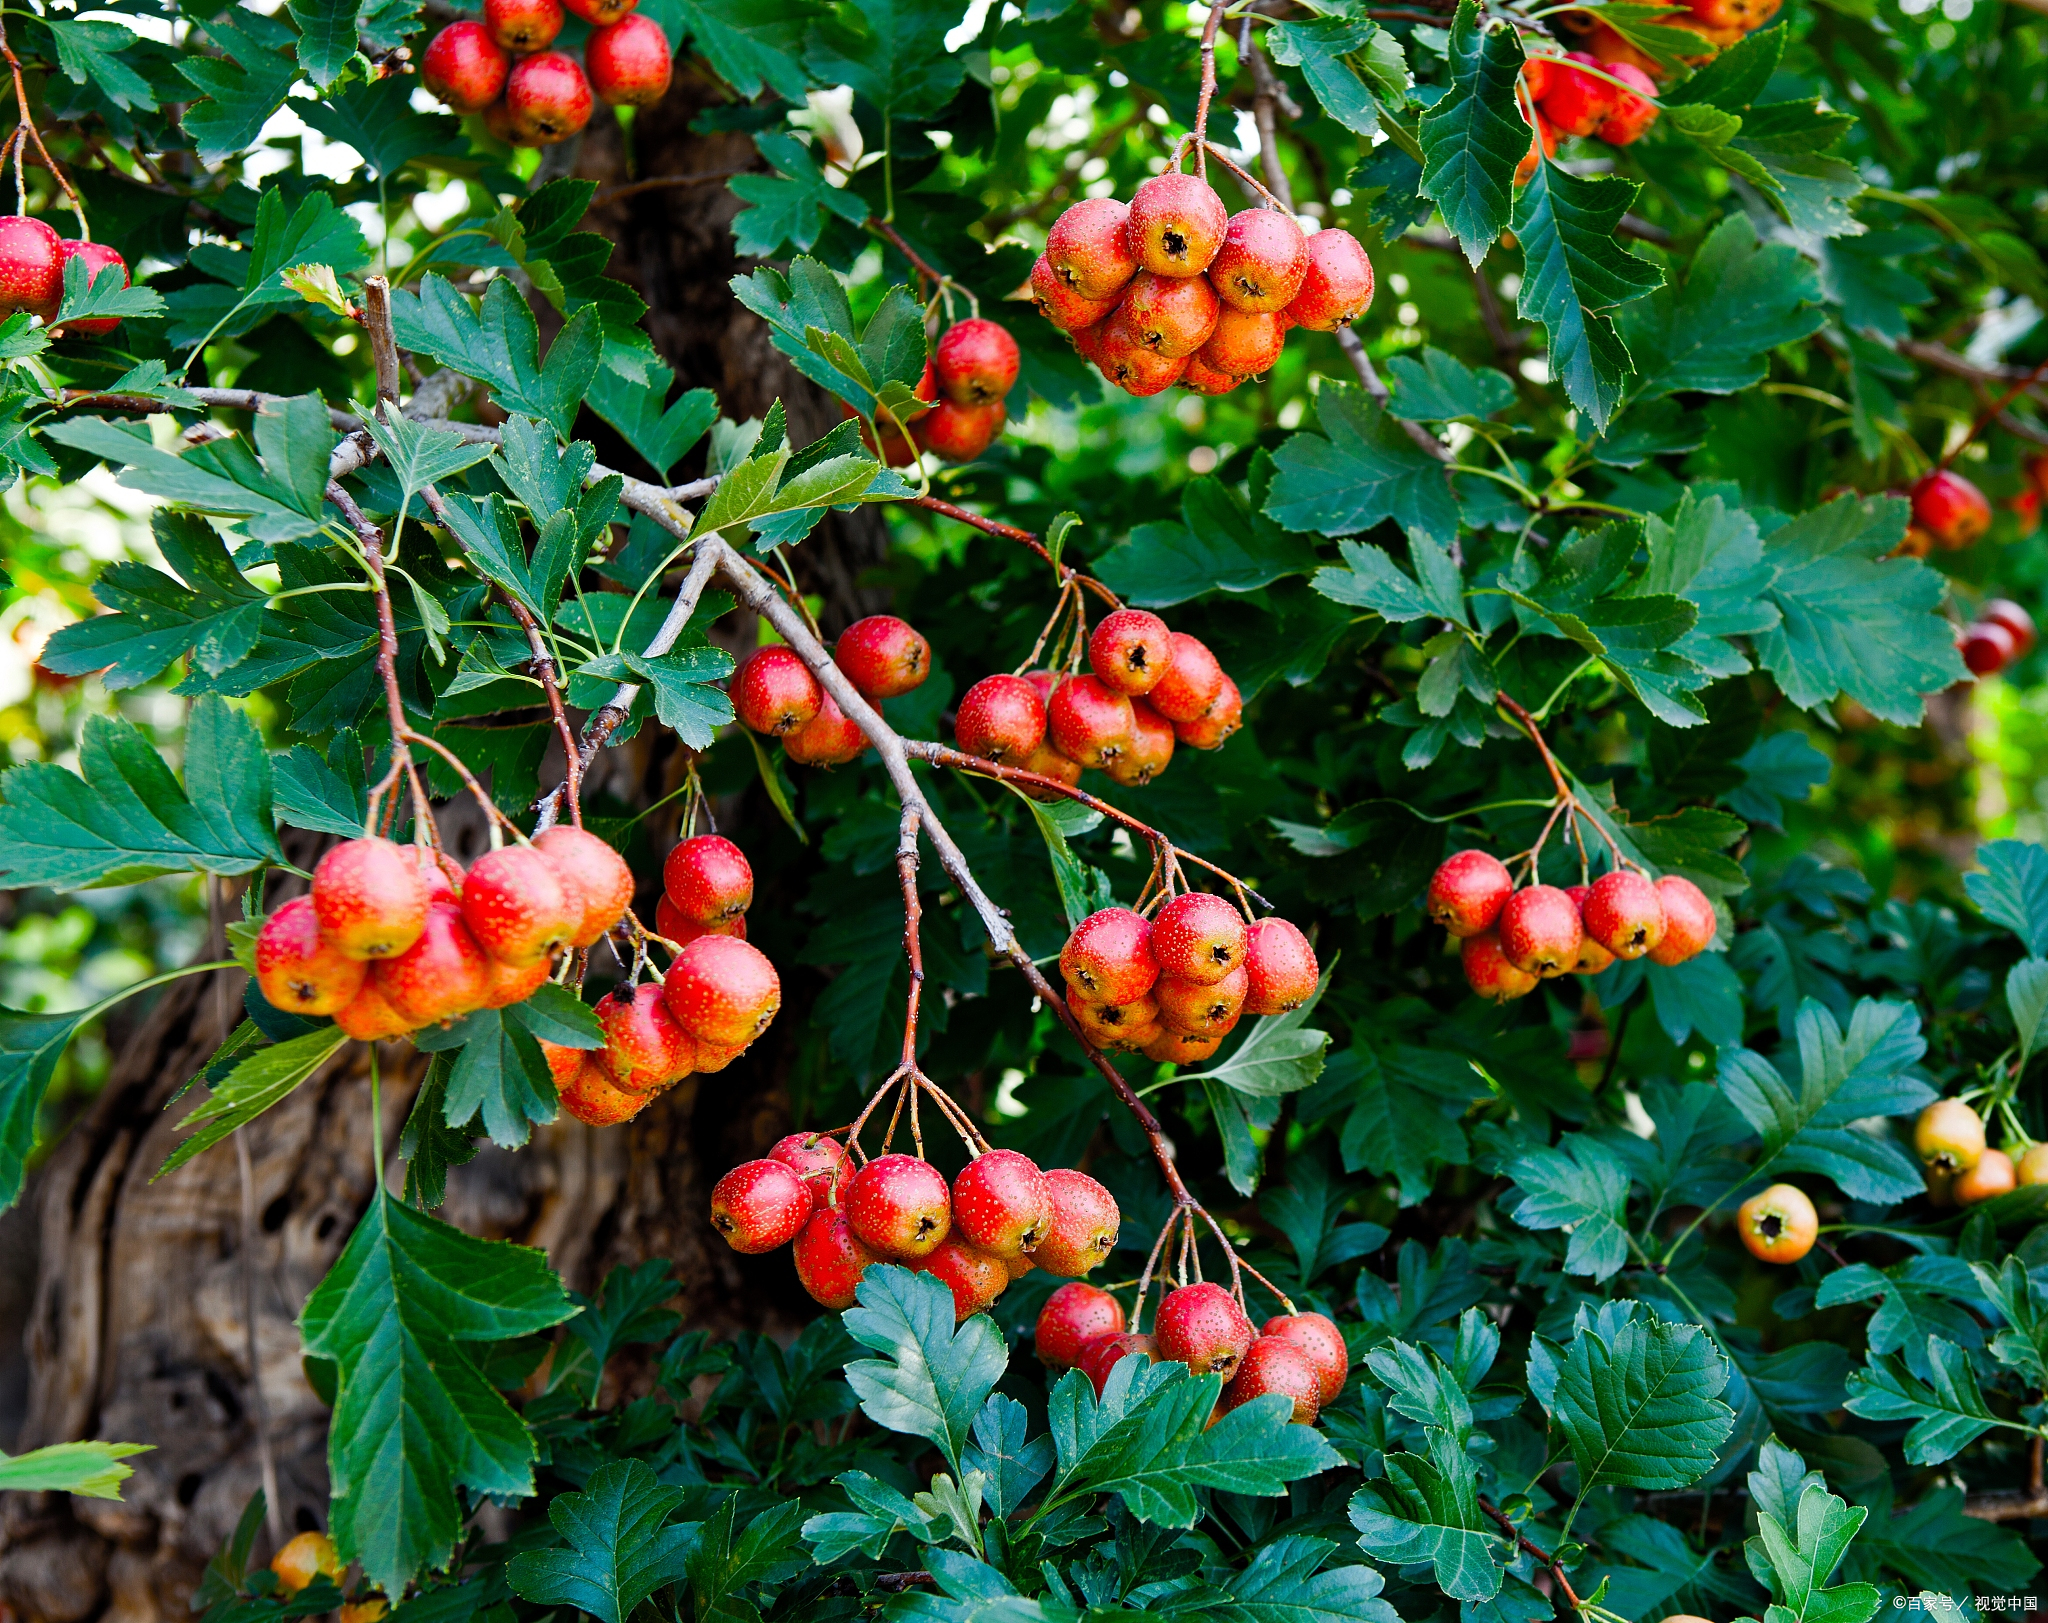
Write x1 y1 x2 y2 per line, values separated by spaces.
299 71 464 178
365 415 495 501
1509 162 1664 434
1416 0 1526 264
1010 789 1113 931
392 276 601 438
2006 958 2048 1067
964 1394 1055 1519
400 1054 476 1212
1966 839 2048 955
410 1004 561 1149
160 1025 349 1177
506 1458 692 1623
1843 1339 2000 1465
667 0 820 100
843 1265 1007 1477
576 647 736 750
1184 965 1335 1097
0 693 282 889
0 1440 153 1499
1222 1534 1401 1623
588 366 717 480
1633 490 1780 677
512 983 604 1048
42 417 328 542
683 1494 808 1623
1733 100 1865 240
806 0 970 121
46 19 155 111
1505 1134 1631 1281
1743 1476 1881 1623
1094 465 1321 607
1542 1305 1734 1491
730 132 870 258
1974 1255 2048 1386
1261 1158 1388 1282
1266 383 1460 543
298 1189 577 1594
288 0 364 87
0 1006 92 1209
1385 347 1517 422
1578 2 1716 73
272 733 369 839
53 244 164 327
1313 535 1468 626
1349 1427 1504 1602
1266 16 1389 137
178 15 296 165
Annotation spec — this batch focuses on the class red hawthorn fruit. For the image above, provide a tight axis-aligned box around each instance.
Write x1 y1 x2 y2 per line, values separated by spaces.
920 398 1007 461
420 850 465 905
0 216 62 322
1072 990 1159 1048
1209 209 1309 313
1078 1331 1157 1395
596 981 696 1091
255 895 367 1016
480 954 550 1009
1155 966 1248 1035
314 836 431 960
1911 469 1993 549
771 1132 853 1208
1117 271 1221 359
1426 851 1513 938
1154 1281 1254 1379
1581 869 1667 961
1540 52 1617 136
272 1533 343 1594
559 1056 651 1126
1244 917 1319 1015
1499 884 1583 978
1128 172 1229 278
1095 316 1189 396
1049 674 1136 768
934 319 1021 407
1219 1336 1321 1424
1018 742 1084 800
793 1207 876 1308
421 19 510 108
1260 1311 1349 1405
1283 229 1375 332
461 845 576 965
1030 254 1120 332
690 1037 748 1074
1462 930 1538 1002
585 14 671 107
654 895 747 947
1144 1027 1223 1064
664 834 753 926
376 903 490 1027
1521 53 1558 104
1515 110 1559 186
561 0 637 25
1178 353 1241 396
1148 633 1227 723
1174 676 1241 748
2007 489 2041 537
663 934 781 1048
1060 906 1159 1004
532 826 635 949
1647 876 1717 965
1983 598 2036 654
1682 0 1780 29
1045 197 1140 301
1596 62 1659 144
485 0 561 52
1566 886 1616 976
1088 608 1174 696
538 1039 589 1089
483 99 533 148
1036 1281 1127 1368
835 615 929 700
504 50 593 143
1105 700 1175 787
913 1238 1011 1322
1197 307 1286 379
952 1148 1053 1258
335 977 413 1042
1035 1167 1120 1276
710 1158 814 1253
732 645 823 736
846 1152 953 1259
55 241 129 337
955 673 1048 763
783 690 867 766
1152 892 1249 986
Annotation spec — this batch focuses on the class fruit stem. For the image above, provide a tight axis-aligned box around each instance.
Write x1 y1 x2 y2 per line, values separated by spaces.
1197 141 1289 214
865 217 979 319
1477 1496 1583 1613
1941 352 2048 471
1190 0 1226 181
0 11 87 238
912 494 1124 609
1495 693 1631 874
895 806 927 1073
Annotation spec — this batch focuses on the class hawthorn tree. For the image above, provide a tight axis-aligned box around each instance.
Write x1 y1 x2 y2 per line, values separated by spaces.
2 0 2048 1617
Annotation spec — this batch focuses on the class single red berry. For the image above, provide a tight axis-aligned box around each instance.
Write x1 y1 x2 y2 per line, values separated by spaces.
1539 52 1618 135
1173 676 1241 748
951 1148 1053 1259
1462 930 1538 1001
484 0 561 51
561 0 636 21
1143 1027 1222 1064
920 398 1006 461
1094 314 1189 396
1982 598 2036 654
1087 608 1174 696
596 981 695 1091
1152 892 1249 986
422 21 510 111
663 934 781 1048
934 319 1020 407
1104 700 1175 787
913 1238 1011 1322
1127 172 1229 278
1582 870 1668 962
1426 850 1513 938
1178 353 1241 397
420 850 464 905
0 216 62 323
1566 885 1616 976
1148 633 1227 723
845 1152 952 1259
654 895 746 947
55 241 128 338
1963 621 2018 676
690 1037 748 1075
1035 1168 1119 1276
314 835 431 960
1197 307 1287 378
334 978 413 1043
1019 742 1084 800
255 895 367 1016
1499 885 1583 978
710 1158 814 1253
794 1207 876 1308
1030 253 1120 332
1037 1282 1126 1369
664 834 753 926
461 844 576 964
783 690 866 766
835 615 930 699
505 50 593 144
1049 674 1136 768
559 1056 651 1125
1209 209 1308 313
531 826 634 949
1244 917 1318 1015
771 1132 853 1208
480 953 551 1009
1155 967 1247 1036
1078 1331 1157 1395
1154 1281 1254 1379
1219 1336 1321 1424
1911 469 1993 549
1060 906 1159 1004
1595 62 1659 145
1072 990 1160 1049
1116 271 1220 359
1283 229 1374 332
1260 1312 1349 1405
1046 197 1139 300
1647 876 1717 965
585 13 671 106
732 645 822 736
955 673 1047 763
375 903 491 1026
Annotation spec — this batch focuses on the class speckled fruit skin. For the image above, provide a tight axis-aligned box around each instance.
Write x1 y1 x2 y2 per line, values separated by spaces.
1178 353 1240 396
56 241 129 336
1567 888 1616 975
1498 885 1584 979
655 895 747 946
934 319 1021 407
1462 930 1538 1002
914 1239 1011 1322
1036 1282 1126 1368
952 1149 1052 1258
1173 676 1241 748
1095 316 1188 396
538 1039 590 1087
1035 1167 1120 1276
1018 742 1084 800
479 953 550 1009
664 834 753 925
955 673 1047 762
1152 892 1249 986
1128 172 1228 278
0 216 62 322
846 1153 953 1259
1220 1337 1321 1424
1911 468 1992 548
1283 229 1375 332
1737 1182 1818 1263
1060 906 1158 1004
423 21 510 109
1079 1331 1157 1395
1148 633 1227 723
710 1159 814 1253
835 615 929 699
1087 608 1173 696
1045 197 1139 301
562 0 636 21
1073 991 1158 1048
272 1532 343 1593
1144 1028 1222 1064
920 398 1006 461
255 896 366 1016
421 850 464 904
376 903 490 1027
314 835 431 960
1155 1281 1254 1379
461 844 576 964
794 1207 876 1308
1049 674 1136 768
1582 869 1667 961
1260 1311 1349 1405
732 645 822 736
1209 210 1308 313
485 0 561 51
533 826 636 948
596 981 695 1091
560 1057 651 1125
1117 271 1219 359
1646 875 1717 966
1955 1147 2016 1205
1105 700 1175 788
784 691 866 766
771 1132 853 1208
505 50 593 143
1244 917 1318 1015
1984 598 2037 653
1155 966 1248 1035
663 934 780 1048
1030 254 1119 331
1197 307 1286 378
586 13 671 106
1914 1097 1986 1174
335 978 413 1041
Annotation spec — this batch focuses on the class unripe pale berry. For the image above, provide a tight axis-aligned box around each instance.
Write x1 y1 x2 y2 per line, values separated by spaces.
1087 608 1173 696
783 690 867 766
1078 1331 1157 1395
334 978 413 1042
1260 1311 1349 1405
1152 891 1248 986
1173 676 1241 749
1197 307 1286 378
952 1148 1053 1258
585 13 672 106
1046 197 1139 300
1462 930 1538 1001
561 0 636 22
1581 869 1666 961
920 397 1006 461
710 1158 813 1252
913 1237 1011 1322
485 0 562 52
1209 209 1309 313
1127 172 1229 278
835 615 929 700
1148 633 1227 723
1646 875 1716 965
376 903 490 1026
771 1132 853 1208
955 673 1047 762
1035 1167 1119 1276
1060 906 1158 1004
732 645 822 736
272 1532 343 1594
1736 1182 1817 1263
1955 1147 2016 1205
0 216 62 322
1914 1097 1985 1175
255 895 367 1016
596 981 696 1091
1049 674 1136 768
934 319 1020 407
462 844 576 964
505 50 593 144
559 1056 651 1125
56 241 129 337
1154 1281 1254 1379
793 1207 875 1308
663 934 781 1048
1244 917 1318 1014
533 826 636 949
1037 1281 1126 1369
846 1152 952 1259
664 834 753 925
1030 253 1119 332
1155 966 1248 1035
1116 271 1220 359
1283 229 1375 332
314 835 431 960
1219 1336 1321 1424
1498 885 1583 978
1104 700 1175 787
1911 469 1992 549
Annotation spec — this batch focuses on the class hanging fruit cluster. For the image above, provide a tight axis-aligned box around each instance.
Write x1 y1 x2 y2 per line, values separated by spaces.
1030 176 1374 397
256 828 632 1039
1560 0 1781 78
0 214 130 331
855 320 1020 465
1427 849 1717 1002
955 610 1240 792
731 614 931 767
1959 597 2035 678
1514 53 1659 181
420 0 673 146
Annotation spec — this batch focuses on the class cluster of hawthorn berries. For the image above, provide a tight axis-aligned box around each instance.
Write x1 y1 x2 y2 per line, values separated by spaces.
1030 178 1375 396
712 1140 1121 1319
254 826 631 1039
1514 52 1658 182
730 613 929 766
1426 849 1717 1002
1959 596 2035 678
1560 0 1781 80
0 216 129 331
857 319 1021 465
421 0 672 145
1059 894 1318 1063
956 610 1241 792
1036 1281 1347 1425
